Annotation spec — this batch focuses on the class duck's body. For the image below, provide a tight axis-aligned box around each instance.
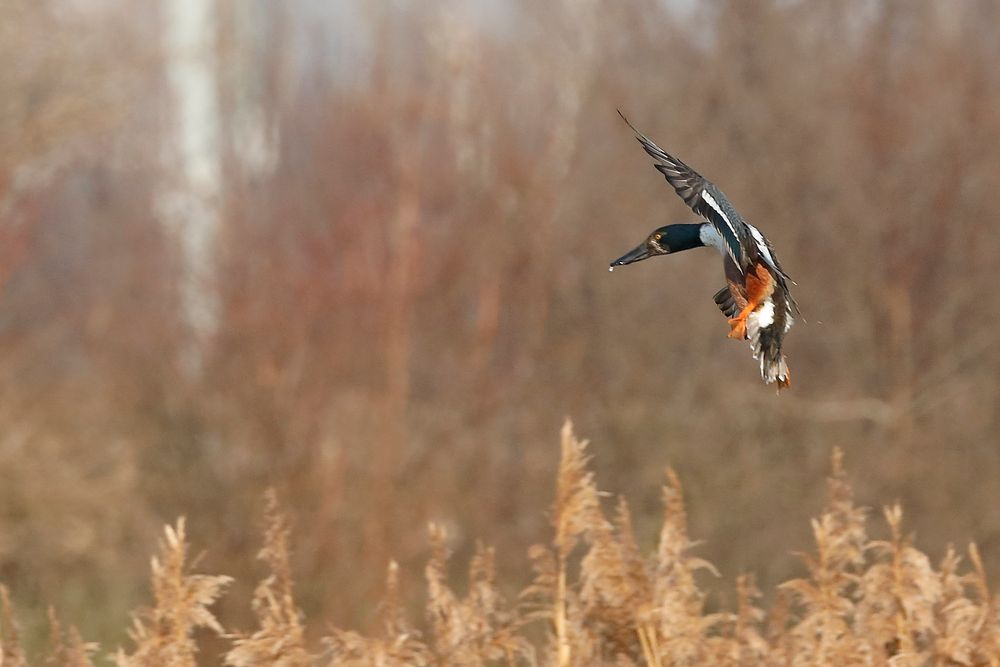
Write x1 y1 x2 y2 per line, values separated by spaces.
610 112 798 389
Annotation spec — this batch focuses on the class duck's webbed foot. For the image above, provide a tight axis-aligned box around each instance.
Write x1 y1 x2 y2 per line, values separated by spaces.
727 315 748 340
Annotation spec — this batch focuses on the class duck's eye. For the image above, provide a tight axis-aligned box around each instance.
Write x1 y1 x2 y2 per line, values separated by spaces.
654 233 662 241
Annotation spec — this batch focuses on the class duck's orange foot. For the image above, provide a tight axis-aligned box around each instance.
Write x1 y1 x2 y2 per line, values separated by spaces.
727 316 747 340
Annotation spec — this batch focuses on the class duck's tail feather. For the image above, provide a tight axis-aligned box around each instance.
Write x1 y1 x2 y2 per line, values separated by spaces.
747 307 791 391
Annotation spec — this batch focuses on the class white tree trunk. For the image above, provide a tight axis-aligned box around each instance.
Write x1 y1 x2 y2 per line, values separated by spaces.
160 0 221 376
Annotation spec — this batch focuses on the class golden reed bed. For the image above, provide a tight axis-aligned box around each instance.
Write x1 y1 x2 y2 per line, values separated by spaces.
2 421 997 666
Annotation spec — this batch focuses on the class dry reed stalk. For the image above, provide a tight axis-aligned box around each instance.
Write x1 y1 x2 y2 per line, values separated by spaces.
933 545 979 663
1 585 27 667
966 543 1000 665
635 624 659 667
551 419 600 666
780 447 869 664
425 524 531 665
857 504 939 663
554 421 586 666
322 557 433 666
226 491 310 666
44 608 96 667
555 565 569 667
115 519 231 667
648 467 723 666
731 574 767 665
577 494 650 658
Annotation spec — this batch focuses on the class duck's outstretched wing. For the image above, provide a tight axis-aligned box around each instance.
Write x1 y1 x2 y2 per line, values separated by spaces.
618 110 751 272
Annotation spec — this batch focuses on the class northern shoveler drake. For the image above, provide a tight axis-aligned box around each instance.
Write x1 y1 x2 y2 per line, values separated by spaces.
609 111 799 390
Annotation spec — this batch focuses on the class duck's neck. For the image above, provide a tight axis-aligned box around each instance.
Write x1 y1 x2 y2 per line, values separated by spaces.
663 223 707 253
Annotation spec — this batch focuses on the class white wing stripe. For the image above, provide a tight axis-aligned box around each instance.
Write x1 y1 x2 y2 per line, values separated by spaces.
700 190 739 240
746 224 776 265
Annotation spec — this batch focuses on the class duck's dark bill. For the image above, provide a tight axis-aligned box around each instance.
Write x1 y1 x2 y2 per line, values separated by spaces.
610 244 652 267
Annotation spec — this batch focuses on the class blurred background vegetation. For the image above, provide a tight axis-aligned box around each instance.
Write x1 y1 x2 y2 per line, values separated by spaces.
1 0 999 654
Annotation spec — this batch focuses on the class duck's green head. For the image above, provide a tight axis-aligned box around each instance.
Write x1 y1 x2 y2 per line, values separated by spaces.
609 223 704 269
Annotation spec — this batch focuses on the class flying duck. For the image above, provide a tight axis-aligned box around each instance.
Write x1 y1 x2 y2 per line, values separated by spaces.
610 111 798 389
